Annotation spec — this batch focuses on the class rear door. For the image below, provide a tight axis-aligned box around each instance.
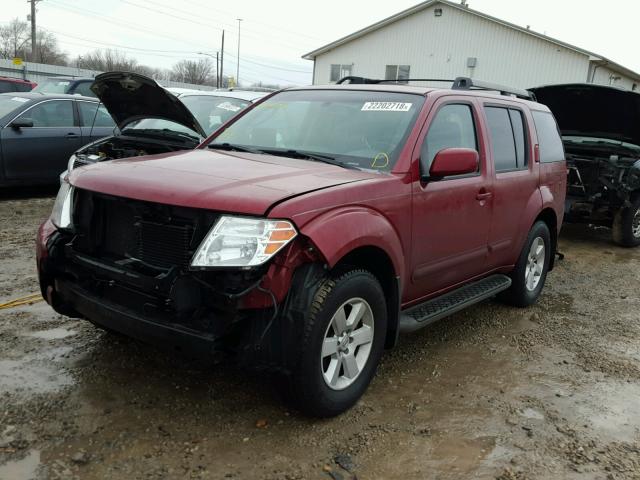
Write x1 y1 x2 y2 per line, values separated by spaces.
1 99 82 181
408 97 494 301
77 100 116 143
482 102 539 268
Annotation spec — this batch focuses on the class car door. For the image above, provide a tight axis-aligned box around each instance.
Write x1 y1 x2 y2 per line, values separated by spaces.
482 103 539 268
408 98 494 301
1 99 82 181
77 100 116 143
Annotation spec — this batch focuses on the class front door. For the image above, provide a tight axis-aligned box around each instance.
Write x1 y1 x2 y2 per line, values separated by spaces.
1 99 82 181
408 98 494 303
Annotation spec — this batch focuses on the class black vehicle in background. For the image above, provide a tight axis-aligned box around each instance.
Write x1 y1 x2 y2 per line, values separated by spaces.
532 83 640 247
32 77 96 97
0 93 114 186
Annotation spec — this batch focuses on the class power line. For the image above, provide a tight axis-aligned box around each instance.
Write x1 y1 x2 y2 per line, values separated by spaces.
44 0 210 50
117 0 313 53
158 0 327 43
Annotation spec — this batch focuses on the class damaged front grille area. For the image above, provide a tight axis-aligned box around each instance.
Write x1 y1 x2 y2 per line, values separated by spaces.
72 189 216 270
61 189 268 336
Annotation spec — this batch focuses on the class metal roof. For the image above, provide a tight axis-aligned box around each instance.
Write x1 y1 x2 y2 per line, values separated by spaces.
302 0 640 81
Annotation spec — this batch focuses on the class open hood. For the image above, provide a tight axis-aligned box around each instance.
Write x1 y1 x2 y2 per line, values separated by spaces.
91 71 207 137
530 83 640 147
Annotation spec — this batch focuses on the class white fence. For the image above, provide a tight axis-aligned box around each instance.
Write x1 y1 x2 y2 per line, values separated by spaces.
0 58 217 91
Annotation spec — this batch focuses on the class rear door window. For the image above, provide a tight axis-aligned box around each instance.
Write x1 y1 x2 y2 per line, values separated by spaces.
77 101 115 127
532 111 565 163
485 106 529 171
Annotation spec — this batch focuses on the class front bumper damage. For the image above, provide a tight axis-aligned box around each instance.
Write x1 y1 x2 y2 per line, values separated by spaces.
36 212 321 368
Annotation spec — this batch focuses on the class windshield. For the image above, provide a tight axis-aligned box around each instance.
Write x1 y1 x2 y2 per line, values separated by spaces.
0 95 30 118
210 89 425 171
32 79 71 94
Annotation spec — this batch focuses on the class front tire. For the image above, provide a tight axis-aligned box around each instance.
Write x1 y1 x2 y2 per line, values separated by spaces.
612 194 640 247
285 270 387 417
500 221 551 307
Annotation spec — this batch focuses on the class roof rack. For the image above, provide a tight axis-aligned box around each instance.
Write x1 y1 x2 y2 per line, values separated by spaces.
336 76 536 101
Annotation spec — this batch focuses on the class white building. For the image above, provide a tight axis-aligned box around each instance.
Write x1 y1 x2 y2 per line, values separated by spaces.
303 0 640 90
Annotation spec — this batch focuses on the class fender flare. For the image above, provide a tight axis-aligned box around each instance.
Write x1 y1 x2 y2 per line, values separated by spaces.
299 206 405 283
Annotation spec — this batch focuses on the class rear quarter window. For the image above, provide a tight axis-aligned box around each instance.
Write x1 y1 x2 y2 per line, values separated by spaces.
532 111 565 163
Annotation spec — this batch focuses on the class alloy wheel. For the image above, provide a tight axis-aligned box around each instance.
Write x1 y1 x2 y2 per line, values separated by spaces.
321 297 374 390
525 237 545 291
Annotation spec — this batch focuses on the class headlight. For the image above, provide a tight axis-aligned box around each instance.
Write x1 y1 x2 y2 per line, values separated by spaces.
51 182 74 229
191 216 297 268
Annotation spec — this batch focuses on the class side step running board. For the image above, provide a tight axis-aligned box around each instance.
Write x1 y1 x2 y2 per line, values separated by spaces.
399 274 512 334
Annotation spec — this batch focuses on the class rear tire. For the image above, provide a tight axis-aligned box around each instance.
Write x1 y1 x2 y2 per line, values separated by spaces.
612 194 640 247
500 221 551 307
284 269 387 417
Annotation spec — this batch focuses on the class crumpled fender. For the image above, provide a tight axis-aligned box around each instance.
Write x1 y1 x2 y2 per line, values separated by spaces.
299 206 405 281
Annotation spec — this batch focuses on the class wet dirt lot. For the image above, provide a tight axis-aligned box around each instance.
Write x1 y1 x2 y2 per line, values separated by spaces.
1 191 639 480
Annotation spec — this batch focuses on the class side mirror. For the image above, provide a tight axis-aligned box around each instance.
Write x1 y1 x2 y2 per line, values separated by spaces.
10 118 34 129
423 148 479 181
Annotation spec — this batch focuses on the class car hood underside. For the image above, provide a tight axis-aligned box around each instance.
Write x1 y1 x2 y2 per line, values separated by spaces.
91 71 206 137
68 149 377 216
530 83 640 147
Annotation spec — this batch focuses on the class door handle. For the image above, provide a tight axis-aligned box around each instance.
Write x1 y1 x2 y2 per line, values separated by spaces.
66 133 79 139
476 191 493 201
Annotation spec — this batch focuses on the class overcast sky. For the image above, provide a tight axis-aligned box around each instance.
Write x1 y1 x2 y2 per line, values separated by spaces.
3 0 640 86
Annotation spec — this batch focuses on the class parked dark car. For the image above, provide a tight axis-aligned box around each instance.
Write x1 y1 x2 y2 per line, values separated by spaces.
32 77 96 97
531 83 640 246
37 77 566 416
0 93 115 186
68 71 266 172
0 76 37 93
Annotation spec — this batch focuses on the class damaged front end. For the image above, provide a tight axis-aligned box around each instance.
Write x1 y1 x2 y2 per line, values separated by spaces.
40 188 322 368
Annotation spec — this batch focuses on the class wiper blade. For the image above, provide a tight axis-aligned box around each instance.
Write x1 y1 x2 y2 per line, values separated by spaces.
208 142 261 154
258 148 356 169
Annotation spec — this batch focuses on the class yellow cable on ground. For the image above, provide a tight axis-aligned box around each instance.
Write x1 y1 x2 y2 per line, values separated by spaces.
0 293 43 310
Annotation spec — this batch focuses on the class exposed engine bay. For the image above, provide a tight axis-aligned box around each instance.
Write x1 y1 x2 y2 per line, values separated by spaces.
564 143 640 225
71 134 198 170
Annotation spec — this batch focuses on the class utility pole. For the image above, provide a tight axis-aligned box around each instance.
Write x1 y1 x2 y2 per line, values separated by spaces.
220 30 225 88
236 19 242 86
216 52 219 88
29 0 38 61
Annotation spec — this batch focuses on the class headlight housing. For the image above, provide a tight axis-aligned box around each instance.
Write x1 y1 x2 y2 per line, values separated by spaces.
191 216 297 268
51 182 74 229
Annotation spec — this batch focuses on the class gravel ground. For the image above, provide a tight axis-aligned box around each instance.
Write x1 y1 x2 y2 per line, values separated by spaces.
0 190 639 480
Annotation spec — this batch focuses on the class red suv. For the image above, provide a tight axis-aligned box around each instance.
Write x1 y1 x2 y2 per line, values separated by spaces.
36 77 566 417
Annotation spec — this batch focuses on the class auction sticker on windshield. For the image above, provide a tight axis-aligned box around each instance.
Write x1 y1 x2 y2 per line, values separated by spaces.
361 102 412 112
217 102 242 112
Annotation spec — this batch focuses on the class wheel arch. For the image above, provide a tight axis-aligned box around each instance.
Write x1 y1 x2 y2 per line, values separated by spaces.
332 246 401 349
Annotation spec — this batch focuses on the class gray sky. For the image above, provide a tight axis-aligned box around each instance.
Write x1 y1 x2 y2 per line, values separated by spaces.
3 0 640 86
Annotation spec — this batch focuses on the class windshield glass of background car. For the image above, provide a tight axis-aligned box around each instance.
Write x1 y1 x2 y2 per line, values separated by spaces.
32 80 71 94
211 90 425 171
0 96 31 118
180 96 249 135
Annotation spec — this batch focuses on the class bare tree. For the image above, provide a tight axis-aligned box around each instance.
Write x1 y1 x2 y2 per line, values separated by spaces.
171 58 214 84
0 18 31 59
77 49 139 71
27 29 68 65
